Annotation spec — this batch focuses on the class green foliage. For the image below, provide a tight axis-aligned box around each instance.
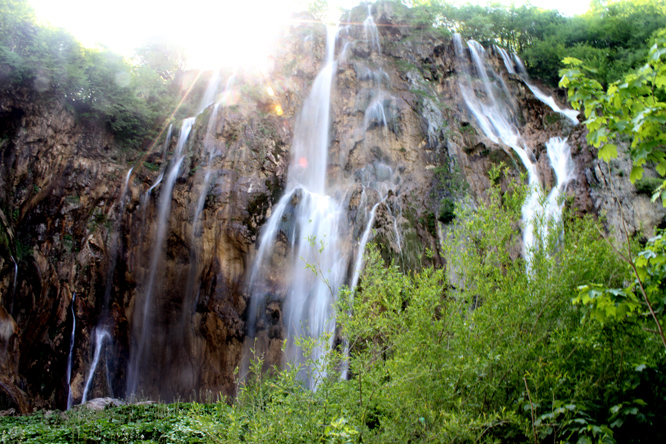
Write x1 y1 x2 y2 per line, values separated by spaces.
0 0 180 148
143 161 160 172
576 232 666 344
560 37 666 198
3 178 665 442
634 176 664 195
398 0 666 87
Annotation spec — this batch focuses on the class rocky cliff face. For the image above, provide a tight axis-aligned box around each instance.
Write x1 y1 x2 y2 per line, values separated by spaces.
0 2 663 411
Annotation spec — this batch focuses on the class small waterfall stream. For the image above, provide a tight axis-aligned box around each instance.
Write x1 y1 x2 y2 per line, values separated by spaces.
454 34 576 263
80 167 132 403
81 328 111 403
363 4 381 53
10 256 17 299
66 293 76 410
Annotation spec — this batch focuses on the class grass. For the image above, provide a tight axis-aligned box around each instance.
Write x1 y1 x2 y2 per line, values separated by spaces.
0 402 230 444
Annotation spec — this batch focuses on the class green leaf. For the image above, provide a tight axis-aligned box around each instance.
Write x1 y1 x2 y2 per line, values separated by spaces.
598 143 617 162
630 165 644 183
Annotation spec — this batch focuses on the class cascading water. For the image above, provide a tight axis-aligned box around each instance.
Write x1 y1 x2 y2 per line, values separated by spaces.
545 137 575 232
161 124 173 159
496 46 579 125
363 4 381 53
350 196 387 292
81 328 111 403
66 293 76 410
453 34 576 263
245 26 344 387
80 167 132 403
127 118 195 396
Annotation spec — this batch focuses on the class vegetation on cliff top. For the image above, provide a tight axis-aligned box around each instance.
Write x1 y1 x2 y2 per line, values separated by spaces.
406 0 666 87
0 0 184 148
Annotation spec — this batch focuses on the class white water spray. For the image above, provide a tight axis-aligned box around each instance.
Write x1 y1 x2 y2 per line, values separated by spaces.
66 293 76 410
363 4 381 54
81 328 111 403
245 27 343 387
508 52 579 125
350 197 387 292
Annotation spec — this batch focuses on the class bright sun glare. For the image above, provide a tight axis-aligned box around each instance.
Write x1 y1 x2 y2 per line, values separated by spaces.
29 0 590 70
29 0 325 70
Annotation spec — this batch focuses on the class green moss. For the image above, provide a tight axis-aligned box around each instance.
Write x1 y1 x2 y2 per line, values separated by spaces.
635 177 664 195
544 112 563 126
143 161 160 172
65 195 80 204
460 123 477 135
438 198 455 224
418 211 437 237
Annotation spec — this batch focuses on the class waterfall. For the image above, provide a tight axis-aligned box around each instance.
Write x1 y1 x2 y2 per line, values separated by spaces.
453 34 576 264
245 26 343 387
80 167 132 403
161 124 173 159
364 99 388 130
199 71 221 114
545 137 575 232
505 51 579 125
363 4 381 54
496 46 516 74
127 118 195 396
350 196 387 292
81 328 111 403
66 293 76 410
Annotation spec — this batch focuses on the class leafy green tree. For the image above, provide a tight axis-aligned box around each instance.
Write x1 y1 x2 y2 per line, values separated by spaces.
0 0 179 148
135 37 186 83
560 37 666 353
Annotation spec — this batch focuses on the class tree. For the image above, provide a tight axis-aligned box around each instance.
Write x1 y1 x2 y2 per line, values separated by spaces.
560 37 666 350
134 37 186 83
